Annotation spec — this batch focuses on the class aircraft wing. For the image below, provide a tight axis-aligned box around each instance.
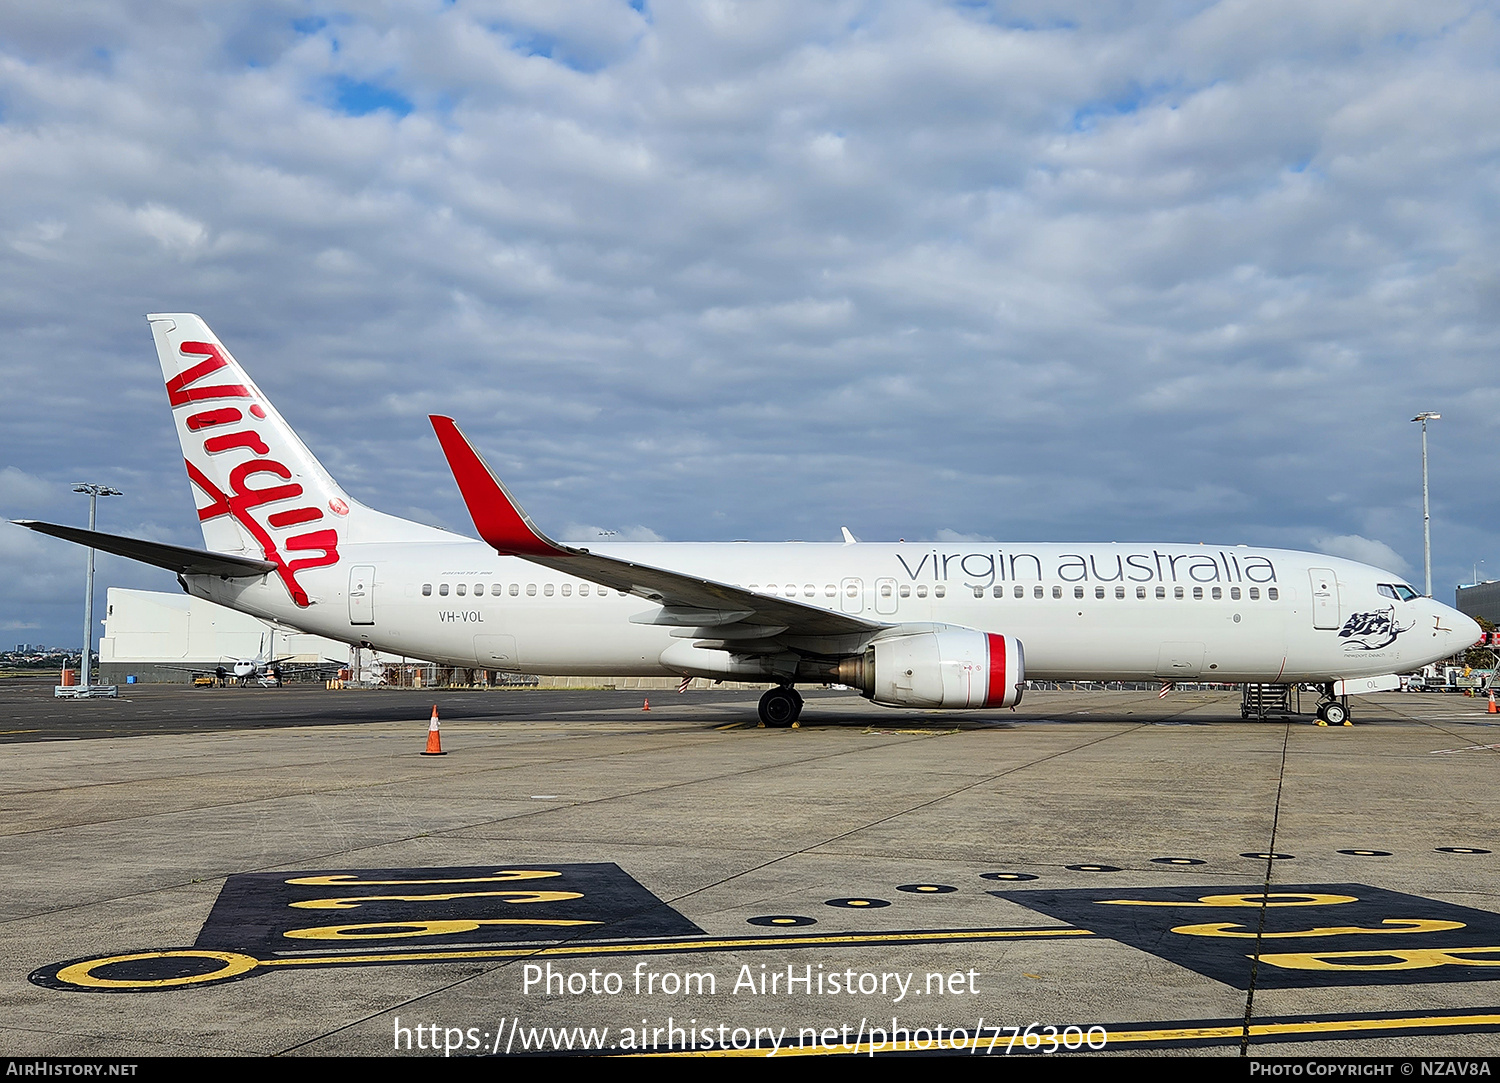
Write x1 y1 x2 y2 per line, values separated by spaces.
11 520 277 578
429 416 888 641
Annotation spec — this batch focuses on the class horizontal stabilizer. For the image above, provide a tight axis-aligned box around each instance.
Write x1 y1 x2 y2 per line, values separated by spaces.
12 520 277 578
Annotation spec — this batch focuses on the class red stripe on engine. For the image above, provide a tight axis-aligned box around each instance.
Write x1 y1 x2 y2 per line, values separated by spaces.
985 633 1008 707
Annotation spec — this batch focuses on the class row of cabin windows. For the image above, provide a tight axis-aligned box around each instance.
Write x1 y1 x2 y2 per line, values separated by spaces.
421 580 1278 603
422 582 625 598
746 584 877 599
969 584 1278 601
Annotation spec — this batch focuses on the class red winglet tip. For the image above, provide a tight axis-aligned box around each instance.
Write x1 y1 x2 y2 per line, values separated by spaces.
429 416 555 557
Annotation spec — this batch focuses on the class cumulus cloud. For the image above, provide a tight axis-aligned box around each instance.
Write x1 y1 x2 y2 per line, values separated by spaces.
1312 534 1413 577
0 2 1496 641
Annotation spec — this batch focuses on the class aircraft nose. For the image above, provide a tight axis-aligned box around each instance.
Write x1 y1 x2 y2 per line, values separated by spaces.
1447 608 1481 653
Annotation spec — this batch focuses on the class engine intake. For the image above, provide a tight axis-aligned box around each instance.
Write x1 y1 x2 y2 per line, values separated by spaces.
837 627 1024 709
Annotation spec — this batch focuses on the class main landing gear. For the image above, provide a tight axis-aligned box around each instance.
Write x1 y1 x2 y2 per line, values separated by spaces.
758 686 803 728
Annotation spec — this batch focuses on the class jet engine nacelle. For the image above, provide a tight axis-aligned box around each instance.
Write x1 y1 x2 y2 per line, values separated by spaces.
837 626 1025 709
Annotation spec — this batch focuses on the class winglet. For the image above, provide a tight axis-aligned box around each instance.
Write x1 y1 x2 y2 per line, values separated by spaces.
429 416 563 557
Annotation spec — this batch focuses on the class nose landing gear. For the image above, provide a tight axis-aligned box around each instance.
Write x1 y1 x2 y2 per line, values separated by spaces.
1315 697 1351 726
758 686 803 727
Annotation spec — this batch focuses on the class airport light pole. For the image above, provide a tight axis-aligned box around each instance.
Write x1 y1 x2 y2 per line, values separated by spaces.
1411 413 1440 598
72 484 121 689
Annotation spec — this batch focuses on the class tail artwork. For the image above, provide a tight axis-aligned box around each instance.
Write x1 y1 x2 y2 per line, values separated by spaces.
145 314 441 607
147 315 347 607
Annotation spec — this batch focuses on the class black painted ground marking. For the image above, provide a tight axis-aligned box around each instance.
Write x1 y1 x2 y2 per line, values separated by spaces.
1065 864 1121 872
980 872 1037 881
1150 857 1205 865
1338 849 1391 856
746 915 815 927
825 898 890 909
999 882 1500 989
897 884 957 894
192 864 701 957
1437 847 1492 854
1240 852 1293 860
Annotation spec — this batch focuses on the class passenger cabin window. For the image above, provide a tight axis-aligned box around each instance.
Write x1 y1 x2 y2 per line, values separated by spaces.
900 585 911 597
544 584 554 596
1231 587 1241 600
1211 587 1221 600
916 585 928 598
1268 587 1279 600
1192 587 1203 599
509 583 519 596
526 584 537 596
580 584 589 595
1074 586 1084 599
439 583 449 596
973 587 985 599
845 584 857 597
1136 586 1146 599
1033 586 1043 598
1249 587 1259 600
1156 586 1165 598
422 584 432 596
934 585 945 598
456 584 466 596
1095 586 1106 599
562 584 571 596
880 584 893 598
1174 587 1184 599
994 585 1004 598
1051 585 1062 599
1116 586 1125 599
824 585 836 597
803 585 815 597
474 583 484 596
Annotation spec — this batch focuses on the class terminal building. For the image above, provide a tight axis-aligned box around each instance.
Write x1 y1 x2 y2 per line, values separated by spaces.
1456 581 1500 626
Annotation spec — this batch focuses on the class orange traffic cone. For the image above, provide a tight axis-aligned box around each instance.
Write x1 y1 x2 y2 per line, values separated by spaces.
1489 691 1497 714
642 697 651 712
420 705 447 756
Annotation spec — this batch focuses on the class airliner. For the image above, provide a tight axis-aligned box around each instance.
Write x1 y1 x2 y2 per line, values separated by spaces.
14 315 1479 727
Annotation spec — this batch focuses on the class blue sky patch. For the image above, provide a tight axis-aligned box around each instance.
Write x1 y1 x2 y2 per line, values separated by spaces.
330 77 413 117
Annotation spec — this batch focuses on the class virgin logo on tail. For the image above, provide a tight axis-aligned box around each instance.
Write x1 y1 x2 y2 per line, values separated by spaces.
170 341 339 607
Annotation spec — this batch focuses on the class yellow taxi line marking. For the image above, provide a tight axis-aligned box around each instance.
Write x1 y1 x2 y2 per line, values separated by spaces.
259 927 1094 969
626 1010 1500 1056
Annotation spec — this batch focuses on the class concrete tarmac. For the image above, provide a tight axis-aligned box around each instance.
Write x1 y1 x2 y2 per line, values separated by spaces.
2 681 1498 1058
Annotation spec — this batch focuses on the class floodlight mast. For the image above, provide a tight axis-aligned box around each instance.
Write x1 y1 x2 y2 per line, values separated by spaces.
1411 413 1440 598
71 484 122 689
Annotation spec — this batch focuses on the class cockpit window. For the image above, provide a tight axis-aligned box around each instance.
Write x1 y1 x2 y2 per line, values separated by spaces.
1380 583 1420 601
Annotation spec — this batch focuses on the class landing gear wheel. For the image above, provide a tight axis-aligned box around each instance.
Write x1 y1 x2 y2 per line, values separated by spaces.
1322 701 1348 726
758 687 802 728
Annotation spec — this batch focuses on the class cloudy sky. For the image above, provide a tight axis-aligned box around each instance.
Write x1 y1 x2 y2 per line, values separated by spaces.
1 1 1497 648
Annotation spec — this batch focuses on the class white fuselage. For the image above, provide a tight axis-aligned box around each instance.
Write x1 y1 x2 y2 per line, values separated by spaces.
187 536 1475 685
